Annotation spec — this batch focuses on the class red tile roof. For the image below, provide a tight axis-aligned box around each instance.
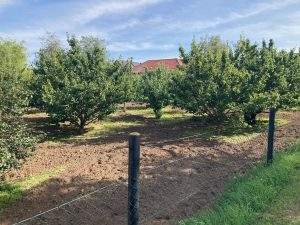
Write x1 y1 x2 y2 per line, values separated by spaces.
133 58 183 73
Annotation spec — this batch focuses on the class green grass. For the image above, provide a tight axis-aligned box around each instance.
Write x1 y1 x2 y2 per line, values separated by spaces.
159 107 193 123
290 106 300 112
184 116 289 144
125 107 153 117
0 166 64 212
257 173 300 225
82 110 289 144
181 140 300 225
0 183 22 212
125 106 192 122
75 119 142 139
25 112 143 142
29 106 192 142
71 107 190 140
218 117 289 144
26 107 290 144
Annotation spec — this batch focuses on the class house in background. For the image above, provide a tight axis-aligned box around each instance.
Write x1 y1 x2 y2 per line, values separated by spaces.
133 58 183 73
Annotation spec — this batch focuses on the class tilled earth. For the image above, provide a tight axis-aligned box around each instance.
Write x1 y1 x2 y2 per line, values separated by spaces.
0 111 299 225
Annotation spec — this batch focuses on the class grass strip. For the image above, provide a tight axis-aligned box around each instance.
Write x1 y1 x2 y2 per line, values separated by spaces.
0 166 64 212
181 140 300 225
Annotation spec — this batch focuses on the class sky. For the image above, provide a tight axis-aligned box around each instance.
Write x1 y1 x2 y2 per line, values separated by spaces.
1 0 300 62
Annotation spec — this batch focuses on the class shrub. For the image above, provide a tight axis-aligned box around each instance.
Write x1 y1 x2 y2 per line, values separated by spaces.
141 67 172 119
172 36 245 121
0 39 36 174
234 38 300 124
107 59 137 111
31 34 63 108
34 35 122 131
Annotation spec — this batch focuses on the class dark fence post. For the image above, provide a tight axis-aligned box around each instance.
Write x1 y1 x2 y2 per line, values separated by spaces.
128 132 140 225
267 108 276 164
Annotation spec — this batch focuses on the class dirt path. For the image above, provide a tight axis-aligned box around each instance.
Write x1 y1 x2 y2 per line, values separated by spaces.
1 111 299 225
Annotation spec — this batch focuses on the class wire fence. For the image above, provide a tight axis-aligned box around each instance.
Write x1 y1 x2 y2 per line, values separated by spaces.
11 128 269 225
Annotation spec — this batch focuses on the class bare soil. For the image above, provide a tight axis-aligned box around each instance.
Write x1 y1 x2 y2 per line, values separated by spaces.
0 111 299 225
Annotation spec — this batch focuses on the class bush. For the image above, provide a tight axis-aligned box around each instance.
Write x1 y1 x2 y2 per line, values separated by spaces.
172 37 245 121
31 34 63 108
173 37 299 124
33 35 128 131
0 39 36 174
141 67 172 119
107 59 137 111
234 38 300 124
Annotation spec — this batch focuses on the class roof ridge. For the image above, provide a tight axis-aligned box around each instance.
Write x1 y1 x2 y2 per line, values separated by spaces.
144 58 179 62
133 58 182 73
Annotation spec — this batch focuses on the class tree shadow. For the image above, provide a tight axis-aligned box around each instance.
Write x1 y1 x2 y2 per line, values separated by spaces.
23 110 274 150
0 140 261 225
1 111 299 225
23 113 82 141
65 113 271 150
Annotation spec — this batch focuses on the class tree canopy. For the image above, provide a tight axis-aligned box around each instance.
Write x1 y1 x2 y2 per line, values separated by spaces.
172 37 246 120
34 35 121 130
172 36 300 124
0 39 36 173
141 67 173 119
234 38 300 124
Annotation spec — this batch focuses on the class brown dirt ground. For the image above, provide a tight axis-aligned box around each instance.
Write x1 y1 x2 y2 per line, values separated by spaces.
0 111 299 225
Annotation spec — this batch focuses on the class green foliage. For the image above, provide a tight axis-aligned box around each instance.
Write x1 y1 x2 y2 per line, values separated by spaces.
31 34 63 108
134 74 147 102
0 183 22 211
173 37 246 120
233 37 263 124
275 48 300 108
0 39 36 173
0 166 64 211
256 172 300 225
34 35 122 130
107 59 137 106
173 36 300 124
181 140 300 225
141 67 172 119
234 37 300 124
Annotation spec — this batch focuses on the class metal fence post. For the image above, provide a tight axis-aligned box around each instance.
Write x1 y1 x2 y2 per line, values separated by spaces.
267 108 276 164
128 132 140 225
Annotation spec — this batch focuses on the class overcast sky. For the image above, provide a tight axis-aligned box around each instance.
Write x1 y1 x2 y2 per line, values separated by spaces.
1 0 300 62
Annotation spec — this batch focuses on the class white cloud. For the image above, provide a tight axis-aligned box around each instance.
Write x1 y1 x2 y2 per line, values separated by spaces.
73 0 169 25
0 0 13 5
107 16 164 32
108 41 175 51
168 0 300 31
0 0 169 56
2 0 299 60
0 0 15 9
0 28 45 40
18 0 167 39
219 11 300 49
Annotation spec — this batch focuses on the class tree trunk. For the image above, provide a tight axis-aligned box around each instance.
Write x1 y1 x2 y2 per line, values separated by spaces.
244 111 257 125
78 116 86 133
123 102 126 113
154 108 162 119
79 122 85 132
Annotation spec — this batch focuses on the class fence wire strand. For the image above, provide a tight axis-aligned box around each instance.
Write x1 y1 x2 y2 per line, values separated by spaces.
12 128 269 225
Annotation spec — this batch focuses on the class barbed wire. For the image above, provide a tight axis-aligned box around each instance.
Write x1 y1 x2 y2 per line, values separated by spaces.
13 128 269 225
13 183 117 225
